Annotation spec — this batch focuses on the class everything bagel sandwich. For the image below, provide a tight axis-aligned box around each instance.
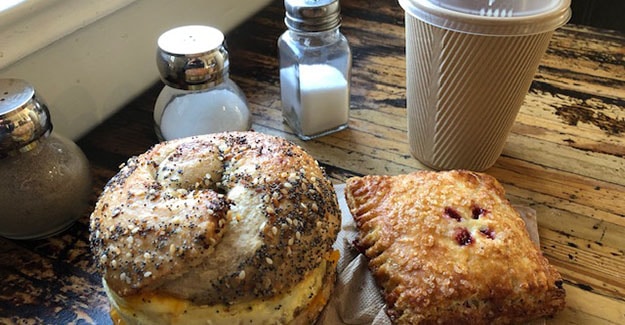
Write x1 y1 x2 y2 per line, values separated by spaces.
89 131 341 324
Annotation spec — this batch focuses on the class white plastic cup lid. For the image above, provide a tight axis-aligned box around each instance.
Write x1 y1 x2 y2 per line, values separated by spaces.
398 0 572 36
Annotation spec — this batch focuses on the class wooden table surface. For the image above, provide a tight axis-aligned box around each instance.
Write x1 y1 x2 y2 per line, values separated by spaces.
2 0 624 324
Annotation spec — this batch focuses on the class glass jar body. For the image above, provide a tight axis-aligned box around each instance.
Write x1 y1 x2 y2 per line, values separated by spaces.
0 133 91 239
153 78 251 141
278 28 352 140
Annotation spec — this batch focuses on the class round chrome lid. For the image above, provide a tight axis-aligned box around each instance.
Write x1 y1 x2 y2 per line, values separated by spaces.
0 79 52 157
156 25 230 90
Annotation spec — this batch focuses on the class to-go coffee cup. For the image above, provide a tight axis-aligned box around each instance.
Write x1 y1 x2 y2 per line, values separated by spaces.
399 0 571 171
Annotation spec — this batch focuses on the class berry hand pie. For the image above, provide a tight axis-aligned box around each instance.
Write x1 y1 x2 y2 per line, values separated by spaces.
344 170 565 324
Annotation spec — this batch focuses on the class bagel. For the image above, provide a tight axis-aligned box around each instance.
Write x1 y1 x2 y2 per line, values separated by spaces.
89 131 341 324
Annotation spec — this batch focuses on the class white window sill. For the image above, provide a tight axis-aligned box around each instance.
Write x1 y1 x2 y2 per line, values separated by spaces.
0 0 136 70
0 0 272 140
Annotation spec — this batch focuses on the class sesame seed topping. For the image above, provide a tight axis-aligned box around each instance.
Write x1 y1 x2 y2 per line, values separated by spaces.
266 257 274 265
111 208 121 218
169 244 176 255
311 203 319 212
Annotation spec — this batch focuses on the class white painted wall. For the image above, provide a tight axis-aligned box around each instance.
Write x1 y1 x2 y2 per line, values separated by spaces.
0 0 273 140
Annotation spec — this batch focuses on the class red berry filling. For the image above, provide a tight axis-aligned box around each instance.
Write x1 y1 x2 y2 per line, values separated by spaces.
479 227 496 239
471 205 487 219
444 207 462 222
455 228 474 246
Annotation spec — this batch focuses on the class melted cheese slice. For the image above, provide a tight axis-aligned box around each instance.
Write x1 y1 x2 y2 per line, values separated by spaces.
105 260 328 325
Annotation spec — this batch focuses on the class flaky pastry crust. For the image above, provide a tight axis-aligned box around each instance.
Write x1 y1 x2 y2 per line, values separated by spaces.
345 170 565 324
89 131 341 311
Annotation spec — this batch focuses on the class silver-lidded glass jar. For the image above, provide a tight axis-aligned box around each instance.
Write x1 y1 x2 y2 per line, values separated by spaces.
278 0 352 140
0 79 91 240
154 25 251 141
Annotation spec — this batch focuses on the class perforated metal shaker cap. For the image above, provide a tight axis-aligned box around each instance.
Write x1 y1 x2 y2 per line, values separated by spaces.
0 79 52 156
156 25 229 90
285 0 342 32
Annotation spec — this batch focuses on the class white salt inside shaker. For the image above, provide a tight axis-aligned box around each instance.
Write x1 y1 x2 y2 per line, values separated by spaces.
280 64 349 136
278 0 352 140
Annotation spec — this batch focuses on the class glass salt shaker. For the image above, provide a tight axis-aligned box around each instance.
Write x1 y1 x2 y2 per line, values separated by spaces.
154 25 251 141
278 0 352 140
0 79 91 240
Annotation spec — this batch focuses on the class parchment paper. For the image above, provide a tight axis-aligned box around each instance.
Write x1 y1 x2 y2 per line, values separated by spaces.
317 184 544 325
